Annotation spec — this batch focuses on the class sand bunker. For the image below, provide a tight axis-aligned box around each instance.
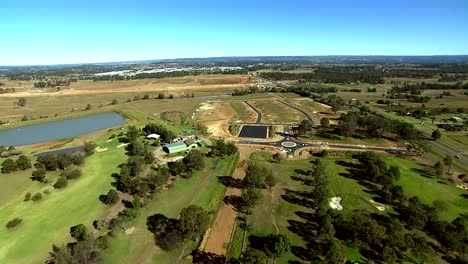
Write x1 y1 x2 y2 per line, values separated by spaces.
329 197 343 210
457 184 468 190
95 146 108 152
117 143 129 148
105 139 113 143
370 199 387 211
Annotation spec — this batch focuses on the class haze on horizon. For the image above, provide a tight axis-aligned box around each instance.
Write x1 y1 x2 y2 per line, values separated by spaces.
1 0 467 66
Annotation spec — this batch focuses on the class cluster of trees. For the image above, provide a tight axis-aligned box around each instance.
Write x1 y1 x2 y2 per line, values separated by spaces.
237 234 291 263
232 87 259 96
110 126 170 197
142 123 177 143
208 139 238 157
48 224 108 264
168 150 205 178
390 93 432 103
146 205 210 251
1 155 32 173
34 79 71 88
31 153 85 187
0 87 15 94
338 112 422 140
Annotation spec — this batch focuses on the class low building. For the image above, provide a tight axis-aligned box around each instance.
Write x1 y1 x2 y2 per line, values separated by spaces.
163 139 201 154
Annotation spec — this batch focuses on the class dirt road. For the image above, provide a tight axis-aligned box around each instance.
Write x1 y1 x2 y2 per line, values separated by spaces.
202 147 254 255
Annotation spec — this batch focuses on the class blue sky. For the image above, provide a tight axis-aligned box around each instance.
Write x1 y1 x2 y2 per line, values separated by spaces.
1 0 467 65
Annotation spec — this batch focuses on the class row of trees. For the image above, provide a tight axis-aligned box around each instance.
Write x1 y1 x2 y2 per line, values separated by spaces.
1 155 31 173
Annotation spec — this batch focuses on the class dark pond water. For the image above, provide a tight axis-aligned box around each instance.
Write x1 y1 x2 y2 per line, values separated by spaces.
0 112 125 146
238 125 267 139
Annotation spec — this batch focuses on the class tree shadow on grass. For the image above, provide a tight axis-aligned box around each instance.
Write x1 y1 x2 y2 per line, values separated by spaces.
223 195 244 212
411 167 434 178
281 189 316 209
217 176 243 189
191 250 226 264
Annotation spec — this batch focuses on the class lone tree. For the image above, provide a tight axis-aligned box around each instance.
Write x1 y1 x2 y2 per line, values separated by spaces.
297 119 314 136
443 155 452 174
321 117 331 128
431 129 441 140
178 205 210 241
17 97 27 107
264 234 291 258
100 189 119 205
16 155 32 170
434 161 444 177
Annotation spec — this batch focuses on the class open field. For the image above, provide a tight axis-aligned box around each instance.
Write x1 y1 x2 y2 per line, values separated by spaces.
0 136 126 263
0 74 252 123
103 154 239 263
250 100 303 123
229 102 257 122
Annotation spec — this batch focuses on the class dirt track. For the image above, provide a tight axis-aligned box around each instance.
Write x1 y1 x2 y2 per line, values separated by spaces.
202 147 255 255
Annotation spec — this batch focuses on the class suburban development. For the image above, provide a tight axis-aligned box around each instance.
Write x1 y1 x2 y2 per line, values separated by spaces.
1 1 468 263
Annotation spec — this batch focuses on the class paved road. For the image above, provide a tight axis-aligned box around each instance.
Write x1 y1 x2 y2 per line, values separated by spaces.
244 101 262 123
239 124 409 155
277 100 315 124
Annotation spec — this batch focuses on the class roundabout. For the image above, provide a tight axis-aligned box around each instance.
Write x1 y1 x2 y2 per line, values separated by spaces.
281 141 297 148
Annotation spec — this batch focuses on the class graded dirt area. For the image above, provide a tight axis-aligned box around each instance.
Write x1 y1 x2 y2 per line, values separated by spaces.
203 146 256 255
196 102 237 138
0 75 252 97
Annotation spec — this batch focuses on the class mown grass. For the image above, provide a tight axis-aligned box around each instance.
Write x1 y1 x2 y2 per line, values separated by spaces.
0 138 126 263
103 154 239 264
230 102 253 121
245 152 376 262
384 156 468 221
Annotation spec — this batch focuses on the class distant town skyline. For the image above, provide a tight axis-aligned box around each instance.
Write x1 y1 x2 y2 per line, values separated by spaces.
1 0 467 66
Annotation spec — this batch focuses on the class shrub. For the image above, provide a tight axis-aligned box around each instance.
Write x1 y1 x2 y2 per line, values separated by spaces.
16 155 32 170
1 158 17 173
54 177 68 189
24 192 31 201
31 193 42 201
66 169 82 180
6 218 22 229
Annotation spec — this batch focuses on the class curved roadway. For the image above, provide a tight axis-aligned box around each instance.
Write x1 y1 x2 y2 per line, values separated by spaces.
244 101 262 123
277 100 315 124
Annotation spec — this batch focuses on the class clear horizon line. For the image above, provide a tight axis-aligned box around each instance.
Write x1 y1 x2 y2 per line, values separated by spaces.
2 54 468 67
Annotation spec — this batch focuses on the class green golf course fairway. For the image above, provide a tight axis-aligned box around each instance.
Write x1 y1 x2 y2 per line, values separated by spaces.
0 144 126 263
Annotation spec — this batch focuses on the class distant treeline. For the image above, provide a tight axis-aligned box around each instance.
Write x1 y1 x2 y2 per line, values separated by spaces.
390 82 468 94
91 69 248 81
261 67 385 84
287 84 338 96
